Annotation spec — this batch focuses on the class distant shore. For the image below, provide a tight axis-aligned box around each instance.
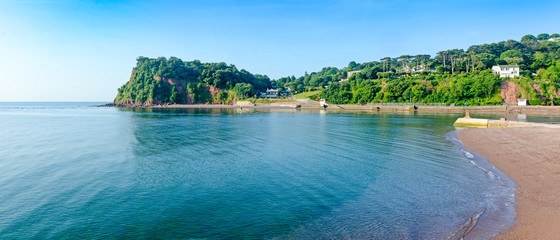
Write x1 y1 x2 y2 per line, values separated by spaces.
458 127 560 239
102 103 560 115
102 103 299 109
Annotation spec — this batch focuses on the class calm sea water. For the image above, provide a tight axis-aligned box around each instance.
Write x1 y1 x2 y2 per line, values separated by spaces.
0 103 515 239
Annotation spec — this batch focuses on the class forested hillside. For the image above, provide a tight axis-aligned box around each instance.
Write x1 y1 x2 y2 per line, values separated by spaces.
273 33 560 105
115 33 560 106
114 57 271 105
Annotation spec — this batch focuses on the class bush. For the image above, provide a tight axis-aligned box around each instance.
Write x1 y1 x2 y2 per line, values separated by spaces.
528 99 543 105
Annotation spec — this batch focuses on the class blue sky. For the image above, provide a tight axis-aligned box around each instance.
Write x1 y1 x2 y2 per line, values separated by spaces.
1 0 559 101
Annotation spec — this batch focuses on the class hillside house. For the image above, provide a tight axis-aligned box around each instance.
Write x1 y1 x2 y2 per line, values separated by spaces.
492 65 520 78
396 67 410 72
260 88 279 98
411 67 436 73
340 70 362 82
538 37 560 43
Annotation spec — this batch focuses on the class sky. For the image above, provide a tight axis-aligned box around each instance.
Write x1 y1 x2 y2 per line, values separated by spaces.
0 0 559 101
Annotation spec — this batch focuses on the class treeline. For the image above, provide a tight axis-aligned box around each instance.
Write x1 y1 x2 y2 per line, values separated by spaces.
321 70 503 105
114 57 271 104
273 33 560 105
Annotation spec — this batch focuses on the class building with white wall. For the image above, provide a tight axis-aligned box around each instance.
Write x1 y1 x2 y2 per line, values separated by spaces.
260 88 279 98
492 65 520 78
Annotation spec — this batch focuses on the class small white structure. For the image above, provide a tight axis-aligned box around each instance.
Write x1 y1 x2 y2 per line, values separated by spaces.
492 65 520 78
319 99 328 108
517 99 527 106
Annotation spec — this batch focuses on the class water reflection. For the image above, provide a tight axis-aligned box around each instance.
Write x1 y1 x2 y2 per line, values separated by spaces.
0 104 520 239
119 108 489 238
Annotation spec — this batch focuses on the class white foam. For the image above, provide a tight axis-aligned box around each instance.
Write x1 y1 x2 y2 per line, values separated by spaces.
462 150 474 159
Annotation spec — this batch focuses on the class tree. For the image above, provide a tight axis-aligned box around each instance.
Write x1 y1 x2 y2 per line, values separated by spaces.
521 34 537 44
521 34 539 50
169 85 179 103
531 52 552 71
436 51 447 69
500 50 522 60
537 33 550 41
397 55 411 71
380 57 391 73
215 91 230 104
233 83 254 99
546 84 557 105
418 54 431 69
348 61 358 70
504 57 523 65
499 49 523 65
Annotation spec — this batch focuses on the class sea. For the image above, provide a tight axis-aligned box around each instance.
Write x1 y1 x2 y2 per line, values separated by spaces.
0 102 521 239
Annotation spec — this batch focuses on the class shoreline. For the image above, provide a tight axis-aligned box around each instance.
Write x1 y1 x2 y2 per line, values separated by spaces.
457 127 560 239
102 103 560 115
449 131 516 240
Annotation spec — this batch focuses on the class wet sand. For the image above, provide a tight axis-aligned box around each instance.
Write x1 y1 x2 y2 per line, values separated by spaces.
457 127 560 239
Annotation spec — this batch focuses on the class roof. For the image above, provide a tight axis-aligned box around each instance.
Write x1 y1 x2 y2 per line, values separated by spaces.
496 65 519 68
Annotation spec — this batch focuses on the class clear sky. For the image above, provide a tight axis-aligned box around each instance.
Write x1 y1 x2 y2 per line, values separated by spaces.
1 0 559 101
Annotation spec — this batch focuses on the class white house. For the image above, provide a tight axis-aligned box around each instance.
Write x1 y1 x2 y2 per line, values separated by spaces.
517 99 527 106
261 88 279 98
492 65 520 78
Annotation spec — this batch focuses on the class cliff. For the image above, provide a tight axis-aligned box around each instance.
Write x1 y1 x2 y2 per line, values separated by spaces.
499 81 559 105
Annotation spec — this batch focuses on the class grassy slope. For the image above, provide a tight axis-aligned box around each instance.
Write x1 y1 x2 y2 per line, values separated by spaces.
293 90 321 99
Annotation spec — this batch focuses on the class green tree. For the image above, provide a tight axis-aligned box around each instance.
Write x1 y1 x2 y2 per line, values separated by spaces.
500 50 523 65
500 49 522 59
233 83 255 99
169 85 179 103
348 61 358 70
521 34 536 44
537 33 550 41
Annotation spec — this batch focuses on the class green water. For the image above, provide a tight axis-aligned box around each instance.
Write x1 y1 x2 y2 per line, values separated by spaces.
0 103 515 239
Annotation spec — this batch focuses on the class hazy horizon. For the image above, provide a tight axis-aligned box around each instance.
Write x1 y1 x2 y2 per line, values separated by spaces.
1 0 559 101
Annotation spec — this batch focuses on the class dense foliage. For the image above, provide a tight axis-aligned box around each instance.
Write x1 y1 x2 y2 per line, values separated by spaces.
273 33 560 105
114 57 271 104
319 70 503 105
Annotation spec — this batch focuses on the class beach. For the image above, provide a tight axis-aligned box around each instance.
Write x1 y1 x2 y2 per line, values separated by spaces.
458 127 560 239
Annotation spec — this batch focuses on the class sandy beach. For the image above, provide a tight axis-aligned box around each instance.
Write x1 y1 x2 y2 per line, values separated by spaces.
458 127 560 239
